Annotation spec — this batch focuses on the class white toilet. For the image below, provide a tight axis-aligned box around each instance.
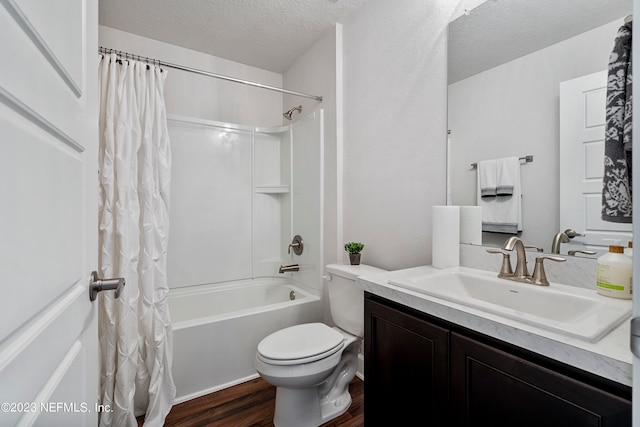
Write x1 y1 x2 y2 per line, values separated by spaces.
254 263 386 427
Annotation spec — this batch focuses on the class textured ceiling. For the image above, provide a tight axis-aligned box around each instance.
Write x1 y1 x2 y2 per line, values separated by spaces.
448 0 633 83
99 0 368 73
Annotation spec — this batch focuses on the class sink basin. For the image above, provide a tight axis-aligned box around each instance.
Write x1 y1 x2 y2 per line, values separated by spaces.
388 266 632 342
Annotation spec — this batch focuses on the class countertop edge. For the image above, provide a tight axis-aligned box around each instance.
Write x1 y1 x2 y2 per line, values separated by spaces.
358 271 632 387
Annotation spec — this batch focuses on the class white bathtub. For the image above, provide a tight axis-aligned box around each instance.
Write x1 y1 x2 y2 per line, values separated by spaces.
170 278 322 403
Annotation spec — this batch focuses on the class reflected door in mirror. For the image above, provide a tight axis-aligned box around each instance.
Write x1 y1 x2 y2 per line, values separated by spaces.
559 71 632 253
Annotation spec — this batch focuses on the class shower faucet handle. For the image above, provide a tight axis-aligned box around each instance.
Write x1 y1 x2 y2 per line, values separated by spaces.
288 235 304 255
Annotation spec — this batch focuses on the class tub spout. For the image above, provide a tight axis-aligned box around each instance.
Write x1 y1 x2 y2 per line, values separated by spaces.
279 264 299 273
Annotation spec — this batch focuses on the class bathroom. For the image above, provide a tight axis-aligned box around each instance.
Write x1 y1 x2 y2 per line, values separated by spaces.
0 0 636 426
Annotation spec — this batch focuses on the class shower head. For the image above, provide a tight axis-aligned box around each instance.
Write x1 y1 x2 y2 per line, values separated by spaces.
283 105 302 120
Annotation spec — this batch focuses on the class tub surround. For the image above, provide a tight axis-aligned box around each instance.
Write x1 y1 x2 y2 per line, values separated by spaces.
170 278 322 403
357 266 632 387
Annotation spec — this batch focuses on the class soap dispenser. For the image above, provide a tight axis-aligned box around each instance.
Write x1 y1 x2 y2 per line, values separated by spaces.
596 239 632 299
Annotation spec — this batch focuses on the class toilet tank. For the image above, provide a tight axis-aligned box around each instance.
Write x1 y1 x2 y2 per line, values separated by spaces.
326 263 388 337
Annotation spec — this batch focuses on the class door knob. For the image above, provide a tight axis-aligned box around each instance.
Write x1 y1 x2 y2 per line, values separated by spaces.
89 271 125 301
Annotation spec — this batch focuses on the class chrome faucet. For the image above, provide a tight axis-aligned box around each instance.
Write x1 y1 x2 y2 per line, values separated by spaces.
487 236 566 286
279 264 299 273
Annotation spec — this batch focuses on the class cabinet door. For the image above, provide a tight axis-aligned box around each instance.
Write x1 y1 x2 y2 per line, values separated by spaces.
364 298 450 426
451 333 631 427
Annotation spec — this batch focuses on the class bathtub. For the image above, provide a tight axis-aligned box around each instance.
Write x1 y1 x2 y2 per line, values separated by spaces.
170 278 322 403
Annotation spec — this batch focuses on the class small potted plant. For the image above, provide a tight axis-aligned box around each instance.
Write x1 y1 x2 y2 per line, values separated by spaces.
344 242 365 265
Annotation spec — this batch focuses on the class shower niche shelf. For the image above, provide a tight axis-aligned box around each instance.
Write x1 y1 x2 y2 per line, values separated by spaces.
254 185 290 194
253 127 292 277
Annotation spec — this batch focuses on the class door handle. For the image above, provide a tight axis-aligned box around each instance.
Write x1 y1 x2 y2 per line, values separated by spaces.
563 229 585 238
89 271 125 301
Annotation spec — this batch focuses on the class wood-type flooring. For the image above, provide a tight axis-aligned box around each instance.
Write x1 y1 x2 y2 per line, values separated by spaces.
137 376 364 426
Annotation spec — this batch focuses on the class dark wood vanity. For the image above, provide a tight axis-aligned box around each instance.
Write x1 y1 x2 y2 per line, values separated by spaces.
364 293 632 426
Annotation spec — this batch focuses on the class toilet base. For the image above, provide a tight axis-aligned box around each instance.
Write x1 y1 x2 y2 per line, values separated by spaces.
273 386 351 427
274 387 321 427
272 344 358 427
320 389 351 423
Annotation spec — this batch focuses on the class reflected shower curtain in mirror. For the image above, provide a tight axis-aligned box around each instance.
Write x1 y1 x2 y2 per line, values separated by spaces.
602 23 633 223
98 53 175 426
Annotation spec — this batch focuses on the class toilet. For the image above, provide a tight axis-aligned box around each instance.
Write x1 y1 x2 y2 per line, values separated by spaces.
254 263 386 427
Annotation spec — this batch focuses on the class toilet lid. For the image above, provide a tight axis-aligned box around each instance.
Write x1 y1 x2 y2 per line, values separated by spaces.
257 323 344 362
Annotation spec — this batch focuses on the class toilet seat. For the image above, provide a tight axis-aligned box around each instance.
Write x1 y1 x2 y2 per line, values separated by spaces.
257 323 345 366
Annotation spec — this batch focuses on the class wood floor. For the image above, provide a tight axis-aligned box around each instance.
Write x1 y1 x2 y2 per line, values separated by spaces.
137 377 364 426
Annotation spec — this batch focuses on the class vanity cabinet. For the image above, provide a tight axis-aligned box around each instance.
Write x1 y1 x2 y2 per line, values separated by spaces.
364 293 632 427
364 297 450 425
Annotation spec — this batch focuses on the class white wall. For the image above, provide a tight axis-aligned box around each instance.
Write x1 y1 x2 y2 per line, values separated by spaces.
341 0 462 270
99 26 283 127
448 20 621 250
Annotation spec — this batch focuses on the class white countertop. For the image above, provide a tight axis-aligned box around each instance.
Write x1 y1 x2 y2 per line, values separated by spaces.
358 265 632 387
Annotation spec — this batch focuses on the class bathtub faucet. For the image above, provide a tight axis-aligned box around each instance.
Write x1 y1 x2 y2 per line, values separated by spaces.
279 264 299 273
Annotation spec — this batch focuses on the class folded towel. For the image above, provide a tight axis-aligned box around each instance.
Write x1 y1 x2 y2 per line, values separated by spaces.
477 157 522 234
496 156 519 196
477 159 497 197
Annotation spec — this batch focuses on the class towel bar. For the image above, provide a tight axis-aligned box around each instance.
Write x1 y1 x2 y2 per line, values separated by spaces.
471 155 533 168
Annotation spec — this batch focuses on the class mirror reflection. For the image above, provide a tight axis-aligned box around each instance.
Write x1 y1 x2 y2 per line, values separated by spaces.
447 0 633 256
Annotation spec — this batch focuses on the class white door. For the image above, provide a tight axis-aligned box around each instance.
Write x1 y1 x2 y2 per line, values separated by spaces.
0 1 99 426
559 71 632 254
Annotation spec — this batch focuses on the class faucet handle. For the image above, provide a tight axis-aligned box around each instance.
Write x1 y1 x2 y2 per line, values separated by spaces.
288 235 304 255
524 245 544 252
531 256 566 286
568 249 597 257
486 249 514 278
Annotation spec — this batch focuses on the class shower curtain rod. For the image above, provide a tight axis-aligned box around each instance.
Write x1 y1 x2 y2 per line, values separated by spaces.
99 46 323 102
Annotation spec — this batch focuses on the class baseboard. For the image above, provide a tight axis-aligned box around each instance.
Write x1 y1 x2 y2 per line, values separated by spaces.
356 353 364 380
173 373 260 405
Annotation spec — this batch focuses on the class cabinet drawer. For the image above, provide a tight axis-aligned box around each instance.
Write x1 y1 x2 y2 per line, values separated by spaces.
450 333 631 427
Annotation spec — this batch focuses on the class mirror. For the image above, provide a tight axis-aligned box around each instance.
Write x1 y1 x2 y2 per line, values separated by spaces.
447 0 632 253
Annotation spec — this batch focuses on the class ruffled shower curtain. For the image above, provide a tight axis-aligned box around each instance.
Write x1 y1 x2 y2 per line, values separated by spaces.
97 53 175 426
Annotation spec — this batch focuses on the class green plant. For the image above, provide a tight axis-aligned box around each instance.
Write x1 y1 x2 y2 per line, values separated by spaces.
344 242 365 254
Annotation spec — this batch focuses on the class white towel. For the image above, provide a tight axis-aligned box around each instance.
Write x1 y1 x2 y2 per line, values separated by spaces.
477 157 522 233
496 156 518 195
477 159 497 197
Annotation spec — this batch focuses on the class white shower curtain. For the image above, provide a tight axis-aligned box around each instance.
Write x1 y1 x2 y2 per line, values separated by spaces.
97 53 175 426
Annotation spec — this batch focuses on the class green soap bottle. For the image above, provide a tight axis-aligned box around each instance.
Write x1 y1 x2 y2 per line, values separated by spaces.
597 241 632 299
